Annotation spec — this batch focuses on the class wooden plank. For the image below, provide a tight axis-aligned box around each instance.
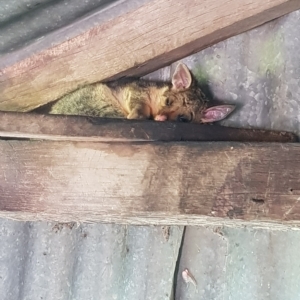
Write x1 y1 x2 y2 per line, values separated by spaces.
0 0 299 112
0 112 297 142
1 140 300 228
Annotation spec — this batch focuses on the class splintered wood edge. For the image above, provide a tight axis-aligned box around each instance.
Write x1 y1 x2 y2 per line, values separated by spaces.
1 212 300 230
1 0 300 111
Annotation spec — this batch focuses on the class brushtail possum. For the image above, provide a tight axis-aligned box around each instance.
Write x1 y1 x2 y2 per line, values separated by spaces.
48 63 235 123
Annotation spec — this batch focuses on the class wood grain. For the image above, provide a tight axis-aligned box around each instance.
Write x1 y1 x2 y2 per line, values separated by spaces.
0 112 297 142
1 140 300 228
0 0 299 112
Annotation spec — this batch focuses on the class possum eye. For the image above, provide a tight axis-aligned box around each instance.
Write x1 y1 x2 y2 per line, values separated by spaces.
165 98 172 106
177 114 190 123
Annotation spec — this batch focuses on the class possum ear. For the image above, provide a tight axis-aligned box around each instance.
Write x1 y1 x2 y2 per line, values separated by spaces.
172 63 192 90
201 105 235 123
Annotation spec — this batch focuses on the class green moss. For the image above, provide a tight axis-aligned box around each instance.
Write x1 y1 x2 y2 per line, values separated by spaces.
193 55 226 84
257 32 284 76
193 66 209 85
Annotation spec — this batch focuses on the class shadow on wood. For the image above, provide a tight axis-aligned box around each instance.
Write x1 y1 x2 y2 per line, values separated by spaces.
0 112 298 142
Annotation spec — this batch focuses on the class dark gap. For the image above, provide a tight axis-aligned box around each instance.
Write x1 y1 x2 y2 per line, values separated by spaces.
172 226 186 299
0 137 31 141
251 198 265 204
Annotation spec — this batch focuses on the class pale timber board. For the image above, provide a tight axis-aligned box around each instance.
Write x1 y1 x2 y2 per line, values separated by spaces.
1 140 300 228
0 0 300 111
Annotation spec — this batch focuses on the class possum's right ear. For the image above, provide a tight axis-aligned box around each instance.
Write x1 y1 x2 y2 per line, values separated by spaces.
172 63 192 90
201 105 235 123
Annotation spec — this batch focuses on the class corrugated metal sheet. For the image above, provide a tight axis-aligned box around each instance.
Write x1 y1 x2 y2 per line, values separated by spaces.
0 219 183 300
177 227 300 300
0 0 116 54
0 1 300 299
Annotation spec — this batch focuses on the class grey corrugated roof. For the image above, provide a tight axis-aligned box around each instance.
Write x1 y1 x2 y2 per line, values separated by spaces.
0 220 182 300
0 0 115 55
1 2 300 299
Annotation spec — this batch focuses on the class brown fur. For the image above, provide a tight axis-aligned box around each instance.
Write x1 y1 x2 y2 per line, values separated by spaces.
47 63 234 123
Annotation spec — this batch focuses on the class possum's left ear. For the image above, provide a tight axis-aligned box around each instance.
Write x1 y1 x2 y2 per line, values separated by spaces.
201 105 235 123
172 63 192 90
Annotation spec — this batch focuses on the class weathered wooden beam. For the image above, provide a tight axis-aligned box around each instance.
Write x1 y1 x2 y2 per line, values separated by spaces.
0 112 297 142
1 141 300 228
0 0 299 112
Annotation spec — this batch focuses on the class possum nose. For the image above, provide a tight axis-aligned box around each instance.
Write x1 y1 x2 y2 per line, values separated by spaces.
177 114 191 122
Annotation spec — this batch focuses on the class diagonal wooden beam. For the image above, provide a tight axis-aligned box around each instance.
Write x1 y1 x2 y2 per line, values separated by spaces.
0 112 297 142
1 140 300 229
0 0 299 112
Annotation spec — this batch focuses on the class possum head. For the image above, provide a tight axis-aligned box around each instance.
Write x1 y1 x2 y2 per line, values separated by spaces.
156 63 235 123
